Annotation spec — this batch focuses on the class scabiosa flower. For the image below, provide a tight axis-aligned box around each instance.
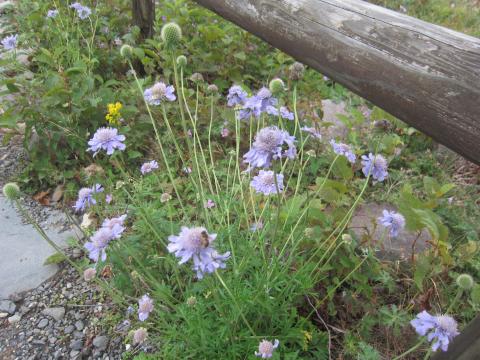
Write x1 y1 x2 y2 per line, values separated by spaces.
301 126 322 140
221 127 229 138
102 214 127 239
167 227 230 279
84 227 115 262
266 106 294 121
255 87 277 113
160 193 172 203
1 34 18 50
238 96 262 120
361 153 389 182
251 170 284 196
140 160 159 175
250 221 264 232
255 339 280 358
105 194 113 204
378 210 405 237
227 85 248 107
410 311 459 352
244 126 296 169
143 82 176 106
204 199 215 209
47 9 59 18
133 328 148 345
330 139 356 163
87 127 126 156
74 184 103 212
70 2 91 19
138 294 154 321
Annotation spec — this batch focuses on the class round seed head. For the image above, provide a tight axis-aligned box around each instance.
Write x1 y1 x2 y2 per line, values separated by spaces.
119 44 133 58
190 73 204 83
456 273 474 290
289 62 305 81
176 55 187 67
161 22 182 49
186 296 197 306
207 84 218 94
3 182 20 200
269 78 285 95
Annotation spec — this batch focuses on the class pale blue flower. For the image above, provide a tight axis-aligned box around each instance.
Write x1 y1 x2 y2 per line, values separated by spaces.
84 227 115 262
378 210 405 237
330 139 356 163
250 221 264 232
144 82 176 106
243 126 296 169
411 311 459 352
301 126 322 140
237 88 277 120
204 199 215 209
141 160 159 175
266 106 294 121
227 85 247 107
74 184 103 212
47 9 59 18
251 170 284 196
101 214 127 239
87 127 126 156
361 153 388 182
1 34 18 50
70 2 91 20
138 294 154 321
255 339 279 358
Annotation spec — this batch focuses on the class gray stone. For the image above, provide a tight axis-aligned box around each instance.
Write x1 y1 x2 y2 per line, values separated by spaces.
0 195 82 299
73 331 84 339
70 339 83 351
8 313 21 324
64 324 75 334
32 339 46 346
37 318 49 329
75 320 84 331
92 335 109 350
349 202 431 260
42 307 65 321
0 299 16 314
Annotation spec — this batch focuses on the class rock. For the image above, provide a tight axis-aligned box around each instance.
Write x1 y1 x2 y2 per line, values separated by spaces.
32 339 46 346
8 313 21 324
0 299 16 314
73 331 84 339
42 307 65 321
0 312 8 318
70 339 83 351
75 320 84 331
69 350 80 358
64 325 75 334
37 318 49 329
93 335 109 350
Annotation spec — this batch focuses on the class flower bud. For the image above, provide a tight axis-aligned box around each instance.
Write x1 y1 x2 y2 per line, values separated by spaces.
190 72 204 83
3 182 20 200
133 327 148 345
160 193 172 203
176 55 187 68
207 84 218 94
83 268 96 282
119 44 133 58
289 62 305 81
456 274 474 290
161 22 182 49
269 78 285 95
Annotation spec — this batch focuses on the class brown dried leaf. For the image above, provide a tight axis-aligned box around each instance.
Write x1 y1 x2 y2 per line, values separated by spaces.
33 190 50 206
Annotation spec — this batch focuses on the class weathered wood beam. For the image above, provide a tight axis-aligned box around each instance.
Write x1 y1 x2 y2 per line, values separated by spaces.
194 0 480 164
132 0 155 40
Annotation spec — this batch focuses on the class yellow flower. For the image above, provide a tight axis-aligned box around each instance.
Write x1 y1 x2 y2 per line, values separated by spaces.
105 102 122 125
302 330 312 350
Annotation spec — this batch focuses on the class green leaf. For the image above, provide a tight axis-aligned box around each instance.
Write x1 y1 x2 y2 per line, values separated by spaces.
414 256 431 291
44 252 66 265
332 156 353 180
128 150 143 159
233 51 246 61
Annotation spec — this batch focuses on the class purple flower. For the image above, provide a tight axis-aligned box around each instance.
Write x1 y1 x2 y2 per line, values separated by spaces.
221 128 229 138
167 227 230 279
144 82 176 106
411 311 459 352
133 328 148 345
87 127 126 156
105 194 113 204
301 126 322 140
138 294 154 321
47 9 59 18
141 160 159 175
1 34 18 50
378 210 405 238
255 339 279 358
243 126 296 169
70 2 91 19
250 221 264 232
361 153 389 182
227 85 247 107
74 184 103 212
330 139 356 163
101 214 127 239
238 88 278 120
251 170 284 196
84 227 115 262
255 88 277 113
266 106 294 121
204 199 215 209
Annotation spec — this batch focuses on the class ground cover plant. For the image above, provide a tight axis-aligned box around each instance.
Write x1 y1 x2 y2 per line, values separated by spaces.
1 0 479 359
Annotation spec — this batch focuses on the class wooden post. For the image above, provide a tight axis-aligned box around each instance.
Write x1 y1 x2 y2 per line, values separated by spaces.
194 0 480 164
432 315 480 360
132 0 155 40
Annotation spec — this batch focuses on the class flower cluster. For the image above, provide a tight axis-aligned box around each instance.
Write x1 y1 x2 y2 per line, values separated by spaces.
361 153 389 182
138 294 154 321
255 339 280 358
378 210 405 237
227 85 247 107
411 311 459 352
1 34 18 51
140 160 159 175
251 170 284 196
105 102 122 125
47 9 59 19
244 126 296 169
84 214 126 262
74 184 103 212
238 87 278 120
330 139 356 163
167 227 230 279
144 82 176 106
87 127 126 156
70 2 91 20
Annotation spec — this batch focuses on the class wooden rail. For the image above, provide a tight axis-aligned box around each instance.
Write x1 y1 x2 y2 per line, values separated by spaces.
194 0 480 164
132 0 155 39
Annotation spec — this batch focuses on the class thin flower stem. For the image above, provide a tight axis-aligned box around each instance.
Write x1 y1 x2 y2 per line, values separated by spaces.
392 338 427 360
